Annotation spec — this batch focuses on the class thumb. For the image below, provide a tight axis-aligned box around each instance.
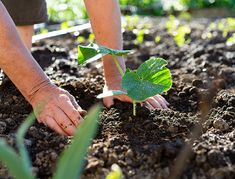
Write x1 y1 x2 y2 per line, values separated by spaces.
103 96 114 108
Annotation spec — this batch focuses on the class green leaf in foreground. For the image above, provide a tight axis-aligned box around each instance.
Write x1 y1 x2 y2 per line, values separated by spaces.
122 57 172 102
0 140 35 179
0 112 36 179
53 104 102 179
16 112 36 171
78 43 132 64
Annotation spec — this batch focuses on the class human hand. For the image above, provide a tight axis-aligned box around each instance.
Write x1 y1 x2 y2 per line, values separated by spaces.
102 83 169 110
28 83 86 136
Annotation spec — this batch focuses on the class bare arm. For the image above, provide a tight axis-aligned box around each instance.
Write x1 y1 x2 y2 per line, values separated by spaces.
83 0 169 109
0 1 49 101
0 2 84 135
84 0 125 86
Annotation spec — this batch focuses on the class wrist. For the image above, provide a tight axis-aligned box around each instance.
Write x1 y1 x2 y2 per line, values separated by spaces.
27 79 55 104
103 55 126 88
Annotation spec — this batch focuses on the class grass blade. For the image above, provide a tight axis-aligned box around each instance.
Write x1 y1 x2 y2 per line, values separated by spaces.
0 140 34 179
16 112 36 170
53 104 102 179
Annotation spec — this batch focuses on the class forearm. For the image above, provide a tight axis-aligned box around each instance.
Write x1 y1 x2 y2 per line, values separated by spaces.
0 2 50 102
84 0 125 85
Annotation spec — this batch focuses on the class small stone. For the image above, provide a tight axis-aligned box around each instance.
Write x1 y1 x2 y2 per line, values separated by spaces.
168 125 178 133
213 119 229 131
86 158 100 172
222 112 233 120
207 150 226 167
228 130 235 141
228 97 235 106
196 154 207 165
12 95 17 101
0 121 7 134
50 151 58 161
192 79 203 88
189 87 198 94
126 149 134 158
178 92 187 98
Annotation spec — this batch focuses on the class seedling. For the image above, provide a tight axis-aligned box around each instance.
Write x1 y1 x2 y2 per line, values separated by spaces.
155 35 161 43
166 16 191 47
218 17 235 37
77 43 172 115
226 33 235 46
134 29 145 44
0 105 101 179
106 164 123 179
174 25 191 47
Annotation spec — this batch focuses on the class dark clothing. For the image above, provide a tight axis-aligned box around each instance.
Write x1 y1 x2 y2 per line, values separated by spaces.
2 0 48 25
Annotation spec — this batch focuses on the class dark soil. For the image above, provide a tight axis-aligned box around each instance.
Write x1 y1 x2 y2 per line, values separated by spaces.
0 17 235 179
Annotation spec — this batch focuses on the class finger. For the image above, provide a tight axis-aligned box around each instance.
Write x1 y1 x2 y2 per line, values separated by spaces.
103 97 114 108
68 94 87 116
146 97 162 109
44 116 67 136
53 106 76 136
116 95 133 103
144 101 155 110
157 95 169 105
58 95 84 126
154 95 168 109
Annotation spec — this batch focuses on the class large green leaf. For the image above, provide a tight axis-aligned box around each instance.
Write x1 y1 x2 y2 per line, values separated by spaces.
78 43 131 64
0 140 35 179
53 104 102 179
122 57 172 102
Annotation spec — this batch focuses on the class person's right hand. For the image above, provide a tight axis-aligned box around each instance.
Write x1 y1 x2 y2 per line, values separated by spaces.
28 83 86 136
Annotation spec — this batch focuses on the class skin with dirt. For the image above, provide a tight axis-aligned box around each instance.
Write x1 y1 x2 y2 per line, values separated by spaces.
0 18 235 179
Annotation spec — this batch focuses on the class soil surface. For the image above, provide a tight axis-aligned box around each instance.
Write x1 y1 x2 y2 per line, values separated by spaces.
0 17 235 179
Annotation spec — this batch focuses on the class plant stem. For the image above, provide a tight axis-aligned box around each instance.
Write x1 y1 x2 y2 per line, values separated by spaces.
112 56 124 76
133 101 136 116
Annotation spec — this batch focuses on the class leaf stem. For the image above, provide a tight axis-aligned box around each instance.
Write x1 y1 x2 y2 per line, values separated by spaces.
133 101 136 116
112 56 124 76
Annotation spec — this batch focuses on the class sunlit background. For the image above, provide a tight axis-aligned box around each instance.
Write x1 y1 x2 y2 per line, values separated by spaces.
46 0 235 22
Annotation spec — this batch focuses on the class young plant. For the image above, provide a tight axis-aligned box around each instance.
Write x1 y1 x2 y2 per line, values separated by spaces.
77 43 172 115
0 104 101 179
174 25 191 47
106 164 123 179
134 29 145 44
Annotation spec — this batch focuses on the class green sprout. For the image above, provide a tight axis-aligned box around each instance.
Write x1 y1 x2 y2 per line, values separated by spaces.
106 164 123 179
0 105 101 179
123 15 140 31
166 16 191 47
218 17 235 37
77 36 86 43
174 25 191 47
155 35 161 43
226 33 235 46
77 43 172 116
166 15 179 35
88 33 95 43
134 29 145 44
60 21 69 30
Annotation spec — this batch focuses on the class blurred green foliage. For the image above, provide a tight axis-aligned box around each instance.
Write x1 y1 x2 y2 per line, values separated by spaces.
47 0 235 22
180 0 235 9
46 0 87 22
